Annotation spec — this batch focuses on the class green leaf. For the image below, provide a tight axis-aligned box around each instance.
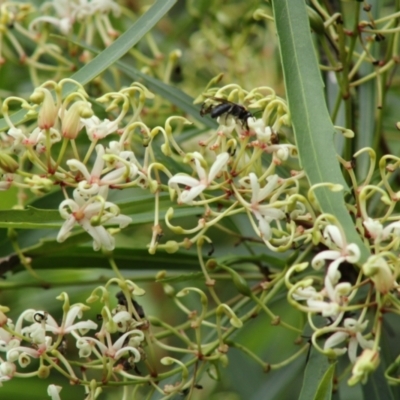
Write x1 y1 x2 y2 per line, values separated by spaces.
156 272 204 283
272 0 369 263
26 246 201 272
299 348 335 400
362 362 395 400
0 207 60 229
66 0 177 90
0 193 203 229
0 0 178 131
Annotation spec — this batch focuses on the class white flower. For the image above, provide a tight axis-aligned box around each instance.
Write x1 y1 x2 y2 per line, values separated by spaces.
68 144 140 196
0 361 16 386
112 310 135 333
57 188 131 251
0 174 14 191
76 329 144 361
30 15 74 35
291 285 319 302
305 275 352 318
48 384 62 400
248 173 285 239
81 115 119 141
247 118 272 142
168 152 229 204
27 306 97 337
7 127 44 151
324 318 374 363
306 298 340 317
0 326 20 353
236 173 285 240
7 338 52 367
312 225 360 283
30 0 121 34
363 218 384 244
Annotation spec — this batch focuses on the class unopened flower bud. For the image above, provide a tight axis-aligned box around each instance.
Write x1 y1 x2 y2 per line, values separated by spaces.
0 310 8 327
38 365 51 379
61 101 93 139
362 256 394 294
24 175 53 193
348 349 379 386
0 152 19 173
32 89 59 130
163 284 175 297
164 240 179 254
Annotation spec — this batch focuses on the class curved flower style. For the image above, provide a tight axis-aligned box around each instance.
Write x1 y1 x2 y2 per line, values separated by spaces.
24 306 97 338
68 144 140 197
306 278 352 318
6 126 59 156
312 225 360 282
168 152 229 204
7 339 52 367
248 173 285 240
57 188 131 251
81 115 119 141
76 329 144 362
235 173 285 240
324 318 374 363
363 217 400 246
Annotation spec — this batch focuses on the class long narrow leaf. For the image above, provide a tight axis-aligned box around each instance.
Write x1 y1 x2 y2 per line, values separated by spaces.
272 0 369 262
299 348 335 400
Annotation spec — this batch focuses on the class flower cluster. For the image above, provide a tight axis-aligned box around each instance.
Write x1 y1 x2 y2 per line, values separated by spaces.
2 75 400 395
0 288 145 398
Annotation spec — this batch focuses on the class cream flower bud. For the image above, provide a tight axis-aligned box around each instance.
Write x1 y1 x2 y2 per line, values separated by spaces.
61 101 93 139
24 175 53 193
362 256 394 294
0 310 8 327
32 89 59 130
0 152 19 173
348 349 379 386
164 240 180 254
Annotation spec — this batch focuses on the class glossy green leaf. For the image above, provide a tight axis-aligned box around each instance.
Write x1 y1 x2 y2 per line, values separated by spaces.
27 247 202 272
0 0 177 131
362 362 395 400
299 348 335 400
272 0 369 263
0 195 203 229
156 272 204 283
0 207 60 229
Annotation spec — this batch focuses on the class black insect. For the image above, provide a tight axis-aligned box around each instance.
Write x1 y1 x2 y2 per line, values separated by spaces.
200 97 253 130
115 291 145 319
